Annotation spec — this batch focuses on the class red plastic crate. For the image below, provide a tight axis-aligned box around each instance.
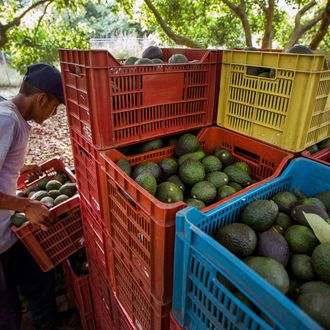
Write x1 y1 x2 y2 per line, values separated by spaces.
100 126 293 304
70 130 103 216
80 313 96 330
114 295 135 330
302 147 330 166
170 312 183 330
80 197 109 275
59 48 220 149
12 196 83 272
16 157 75 191
109 248 171 330
63 257 93 317
92 287 116 330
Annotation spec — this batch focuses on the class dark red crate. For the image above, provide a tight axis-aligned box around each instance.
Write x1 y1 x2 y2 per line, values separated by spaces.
80 198 109 276
63 257 93 316
80 313 96 330
100 126 293 304
114 296 135 330
59 48 220 149
302 147 330 166
108 248 171 330
70 130 103 216
170 312 183 330
12 196 83 272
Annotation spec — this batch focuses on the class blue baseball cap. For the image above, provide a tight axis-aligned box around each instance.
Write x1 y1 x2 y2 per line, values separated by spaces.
23 64 65 104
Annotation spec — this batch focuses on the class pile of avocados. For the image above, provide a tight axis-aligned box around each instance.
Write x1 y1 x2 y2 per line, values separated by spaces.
11 171 77 227
215 188 330 328
116 133 256 208
306 137 330 154
124 45 195 65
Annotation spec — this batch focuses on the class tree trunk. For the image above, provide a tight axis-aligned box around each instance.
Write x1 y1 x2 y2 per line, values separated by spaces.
262 0 275 48
143 0 201 48
221 0 252 46
309 0 330 50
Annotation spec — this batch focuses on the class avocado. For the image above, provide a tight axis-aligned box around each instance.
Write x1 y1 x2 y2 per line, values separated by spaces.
135 173 157 196
312 244 330 283
54 194 69 206
306 144 319 154
48 190 61 199
206 171 229 189
37 178 50 190
299 281 330 295
142 46 163 60
40 196 55 209
233 292 258 312
233 162 250 175
186 198 206 210
31 190 49 201
159 158 178 178
244 257 289 294
290 204 328 226
191 181 217 205
124 56 139 65
151 58 164 64
10 213 27 227
275 212 292 231
287 280 300 300
175 134 200 157
45 180 62 192
202 156 222 173
59 183 77 198
135 58 153 65
289 254 316 282
284 225 319 254
217 185 236 200
315 190 330 211
54 172 68 184
168 54 189 63
166 175 185 192
258 71 270 78
228 181 243 192
24 185 39 196
116 159 132 177
224 165 252 186
139 139 163 153
300 197 326 210
179 159 205 186
318 137 330 150
296 293 330 329
285 45 313 54
178 150 206 166
257 231 289 266
132 162 162 182
213 148 233 167
293 188 306 200
156 182 184 203
241 200 279 232
16 191 26 198
272 191 298 213
216 223 257 258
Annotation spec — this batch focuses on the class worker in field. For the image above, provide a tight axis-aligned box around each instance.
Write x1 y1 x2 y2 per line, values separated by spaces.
0 64 68 330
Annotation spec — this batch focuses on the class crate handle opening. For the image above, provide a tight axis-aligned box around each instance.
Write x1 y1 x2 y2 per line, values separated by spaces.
234 146 260 164
246 66 276 79
71 65 81 77
79 146 92 160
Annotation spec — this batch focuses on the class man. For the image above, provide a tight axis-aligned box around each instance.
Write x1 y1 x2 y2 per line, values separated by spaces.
0 64 64 330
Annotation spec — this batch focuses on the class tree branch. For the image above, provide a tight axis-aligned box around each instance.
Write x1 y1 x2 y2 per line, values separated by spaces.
143 0 201 48
34 1 52 36
262 0 274 48
285 1 323 49
309 0 330 50
221 0 252 46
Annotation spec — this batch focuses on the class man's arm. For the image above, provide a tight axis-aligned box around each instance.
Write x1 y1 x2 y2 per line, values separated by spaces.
0 192 54 231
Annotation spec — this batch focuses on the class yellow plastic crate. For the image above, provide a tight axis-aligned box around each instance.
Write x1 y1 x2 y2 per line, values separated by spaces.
217 50 330 152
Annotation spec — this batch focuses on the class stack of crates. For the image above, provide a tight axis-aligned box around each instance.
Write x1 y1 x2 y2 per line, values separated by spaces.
59 47 221 329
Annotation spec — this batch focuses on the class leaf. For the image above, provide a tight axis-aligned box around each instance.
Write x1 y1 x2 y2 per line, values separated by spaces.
303 211 330 244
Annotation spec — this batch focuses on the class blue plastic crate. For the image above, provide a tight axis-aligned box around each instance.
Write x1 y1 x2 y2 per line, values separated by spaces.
173 158 330 330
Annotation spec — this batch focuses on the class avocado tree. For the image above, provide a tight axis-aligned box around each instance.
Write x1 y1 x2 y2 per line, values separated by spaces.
117 0 330 50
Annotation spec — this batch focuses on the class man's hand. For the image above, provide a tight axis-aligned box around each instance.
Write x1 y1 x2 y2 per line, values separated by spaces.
24 200 54 231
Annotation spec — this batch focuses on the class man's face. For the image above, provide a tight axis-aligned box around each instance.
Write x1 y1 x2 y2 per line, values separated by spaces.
32 93 60 124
